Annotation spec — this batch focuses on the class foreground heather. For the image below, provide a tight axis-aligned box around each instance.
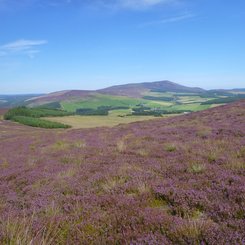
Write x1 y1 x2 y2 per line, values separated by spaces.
0 101 244 244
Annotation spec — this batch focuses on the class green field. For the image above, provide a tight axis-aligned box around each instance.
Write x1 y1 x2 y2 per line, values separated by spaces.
167 103 211 111
60 93 214 116
61 94 146 111
61 94 180 112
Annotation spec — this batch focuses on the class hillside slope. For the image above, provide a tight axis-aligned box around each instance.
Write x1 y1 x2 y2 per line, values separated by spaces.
98 80 205 97
26 90 94 107
0 100 244 244
26 80 205 106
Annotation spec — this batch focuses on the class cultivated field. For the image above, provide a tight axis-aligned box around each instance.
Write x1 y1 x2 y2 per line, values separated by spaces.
60 93 214 113
0 100 244 244
44 110 176 129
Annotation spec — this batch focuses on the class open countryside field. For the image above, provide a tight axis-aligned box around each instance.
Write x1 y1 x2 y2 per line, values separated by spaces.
45 115 155 128
3 84 245 129
44 110 177 129
3 82 245 130
60 94 148 112
60 93 214 113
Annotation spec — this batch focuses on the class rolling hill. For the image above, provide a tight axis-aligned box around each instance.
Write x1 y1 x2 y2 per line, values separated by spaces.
1 82 245 121
98 80 205 97
0 100 244 243
26 80 206 106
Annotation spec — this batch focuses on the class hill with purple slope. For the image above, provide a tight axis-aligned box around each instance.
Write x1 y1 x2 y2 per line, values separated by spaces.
0 100 244 244
98 80 205 97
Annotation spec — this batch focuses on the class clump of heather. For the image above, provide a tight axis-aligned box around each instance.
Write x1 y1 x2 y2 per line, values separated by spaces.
0 100 244 244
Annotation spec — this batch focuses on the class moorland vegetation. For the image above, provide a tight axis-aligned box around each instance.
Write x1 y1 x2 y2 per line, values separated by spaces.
0 100 244 244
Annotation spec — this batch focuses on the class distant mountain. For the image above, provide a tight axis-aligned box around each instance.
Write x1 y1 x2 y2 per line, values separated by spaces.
0 94 44 108
98 80 205 97
229 88 245 92
26 80 206 106
2 81 244 108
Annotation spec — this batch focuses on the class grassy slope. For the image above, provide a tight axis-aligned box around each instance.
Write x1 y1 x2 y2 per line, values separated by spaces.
60 92 215 113
61 94 176 111
168 103 211 111
61 94 144 111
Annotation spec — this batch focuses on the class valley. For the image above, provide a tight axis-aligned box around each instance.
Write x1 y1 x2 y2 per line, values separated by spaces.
2 81 245 129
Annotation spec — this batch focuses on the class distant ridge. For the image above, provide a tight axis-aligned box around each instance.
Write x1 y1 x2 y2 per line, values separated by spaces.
2 80 244 108
27 80 205 105
98 80 205 97
26 90 94 104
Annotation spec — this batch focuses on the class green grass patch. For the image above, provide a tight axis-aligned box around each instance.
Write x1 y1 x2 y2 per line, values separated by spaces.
168 103 211 112
201 95 245 105
61 94 146 112
36 102 61 109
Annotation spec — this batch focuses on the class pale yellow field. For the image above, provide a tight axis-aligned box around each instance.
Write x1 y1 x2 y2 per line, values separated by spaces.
44 115 159 128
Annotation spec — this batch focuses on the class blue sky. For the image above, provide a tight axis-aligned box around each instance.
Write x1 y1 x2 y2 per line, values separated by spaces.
0 0 245 93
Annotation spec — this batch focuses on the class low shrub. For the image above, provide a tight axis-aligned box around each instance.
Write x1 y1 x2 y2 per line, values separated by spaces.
187 163 206 174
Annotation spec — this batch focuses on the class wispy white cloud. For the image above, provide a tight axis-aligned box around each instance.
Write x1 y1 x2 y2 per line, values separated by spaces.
0 0 72 11
118 0 175 9
0 0 180 11
0 39 47 58
91 0 178 11
140 13 194 27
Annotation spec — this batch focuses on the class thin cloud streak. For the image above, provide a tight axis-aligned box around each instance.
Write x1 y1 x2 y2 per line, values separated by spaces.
140 13 195 27
95 0 178 10
0 0 180 12
0 39 48 58
118 0 176 9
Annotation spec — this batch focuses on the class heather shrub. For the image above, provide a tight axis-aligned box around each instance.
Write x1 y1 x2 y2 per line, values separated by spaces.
57 168 76 178
71 140 86 149
187 163 206 174
196 126 212 139
0 159 9 168
227 159 245 170
100 176 129 192
236 146 245 158
149 198 169 211
26 158 39 167
126 181 150 196
0 100 244 244
164 143 177 152
53 140 70 150
116 139 127 153
169 218 216 244
0 215 64 245
207 151 218 163
136 148 149 157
